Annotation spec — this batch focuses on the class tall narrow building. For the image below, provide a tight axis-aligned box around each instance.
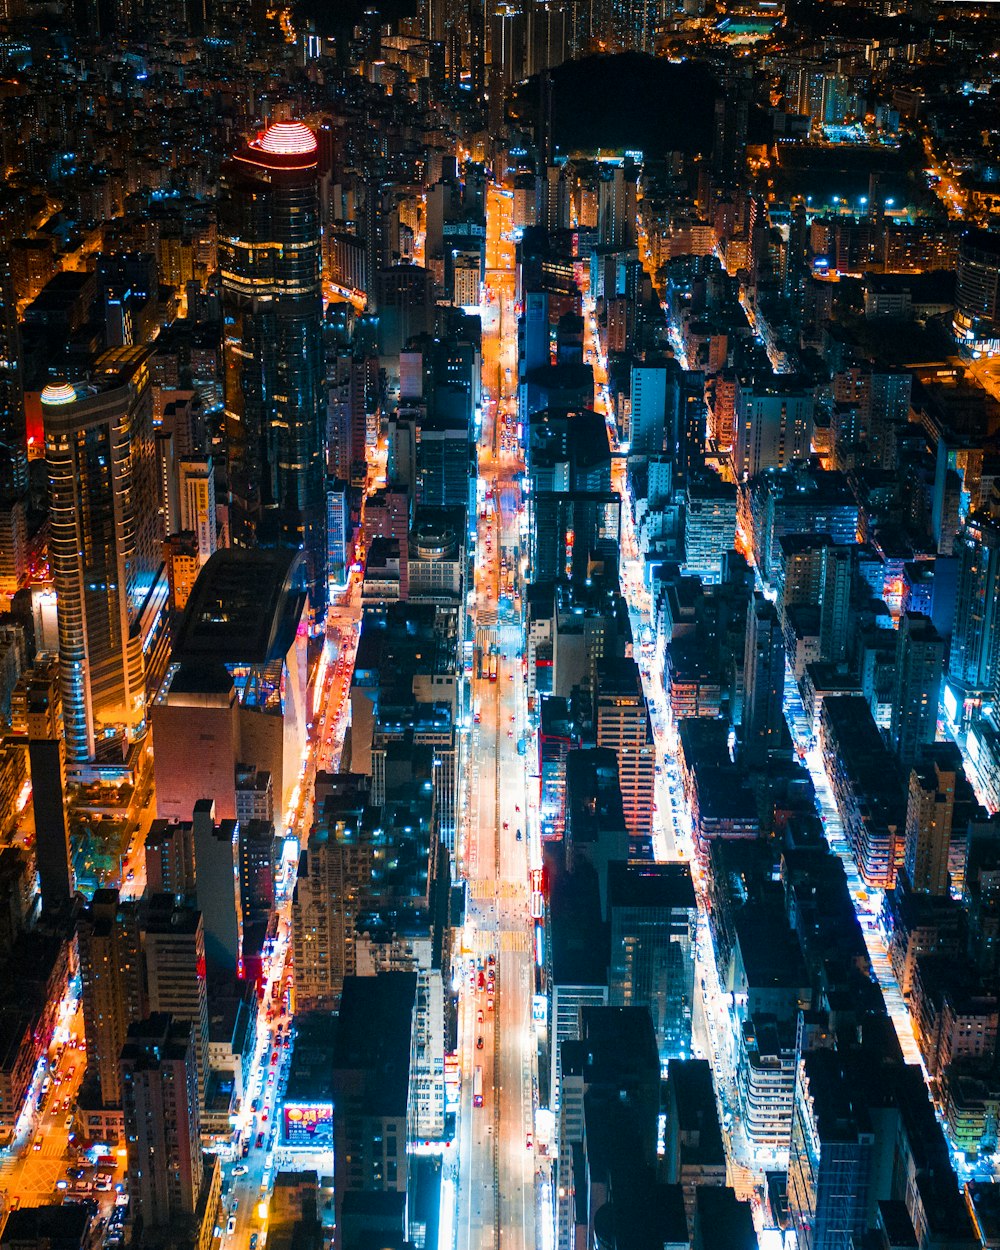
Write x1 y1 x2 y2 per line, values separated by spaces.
41 347 160 766
890 612 944 769
18 656 72 910
219 120 327 616
78 889 145 1107
119 1013 201 1230
142 894 210 1105
0 253 27 500
742 592 785 766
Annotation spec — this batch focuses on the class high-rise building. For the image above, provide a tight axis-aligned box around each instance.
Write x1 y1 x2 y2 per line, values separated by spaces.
734 376 814 481
953 228 1000 354
950 511 1000 713
818 544 853 664
595 657 655 842
78 889 145 1108
191 800 242 978
219 121 327 615
607 862 696 1067
142 895 210 1104
787 1050 873 1250
0 254 27 501
890 612 944 769
742 593 785 767
331 975 417 1248
17 657 72 911
41 349 160 766
629 362 668 454
177 457 217 565
120 1013 201 1229
904 757 957 898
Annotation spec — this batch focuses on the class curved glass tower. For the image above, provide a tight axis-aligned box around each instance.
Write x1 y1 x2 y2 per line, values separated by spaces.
219 120 327 617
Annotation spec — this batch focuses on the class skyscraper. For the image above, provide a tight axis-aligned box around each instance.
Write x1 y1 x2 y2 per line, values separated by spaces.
219 120 327 616
742 592 785 766
78 889 145 1108
890 612 944 769
191 799 242 978
0 253 27 500
18 656 72 911
41 347 160 766
177 456 217 565
607 862 696 1067
595 657 655 843
142 894 210 1105
120 1013 201 1229
950 511 1000 712
904 757 957 897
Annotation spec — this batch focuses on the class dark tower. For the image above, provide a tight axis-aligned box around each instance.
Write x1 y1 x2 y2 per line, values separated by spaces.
219 121 328 617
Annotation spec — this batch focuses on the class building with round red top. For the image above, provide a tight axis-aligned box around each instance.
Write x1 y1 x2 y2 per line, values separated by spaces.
219 120 327 615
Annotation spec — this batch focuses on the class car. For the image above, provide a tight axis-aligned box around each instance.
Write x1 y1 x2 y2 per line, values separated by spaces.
251 1098 259 1112
227 1217 237 1235
250 1237 259 1250
487 954 495 966
516 829 522 841
232 1164 248 1177
33 1135 42 1150
476 1036 484 1049
56 1179 68 1190
477 971 485 989
477 1008 484 1024
487 997 494 1011
267 1073 275 1084
526 1135 533 1150
95 1178 112 1192
271 1051 279 1064
256 1131 265 1148
262 1110 268 1122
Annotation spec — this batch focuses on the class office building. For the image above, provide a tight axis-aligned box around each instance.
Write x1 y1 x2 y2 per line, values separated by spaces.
153 549 310 823
177 457 217 565
595 657 655 842
734 376 814 480
120 1013 201 1228
742 593 785 767
950 511 1000 712
219 121 327 615
787 1050 874 1250
607 862 696 1068
664 1060 727 1228
953 228 1000 354
142 895 210 1104
41 348 160 766
556 1008 660 1250
145 819 196 897
191 799 242 978
331 974 417 1248
0 254 26 500
78 889 145 1108
17 657 72 911
890 613 944 769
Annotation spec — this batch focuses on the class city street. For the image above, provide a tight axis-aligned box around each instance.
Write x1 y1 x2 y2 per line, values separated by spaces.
455 180 538 1250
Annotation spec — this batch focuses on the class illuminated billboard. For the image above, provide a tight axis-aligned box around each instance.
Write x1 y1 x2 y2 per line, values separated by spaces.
283 1101 333 1148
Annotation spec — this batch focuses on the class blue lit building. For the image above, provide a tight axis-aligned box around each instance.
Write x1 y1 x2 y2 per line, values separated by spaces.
220 121 327 616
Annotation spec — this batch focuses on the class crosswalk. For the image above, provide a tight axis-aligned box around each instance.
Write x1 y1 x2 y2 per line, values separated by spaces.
468 929 532 954
467 879 526 901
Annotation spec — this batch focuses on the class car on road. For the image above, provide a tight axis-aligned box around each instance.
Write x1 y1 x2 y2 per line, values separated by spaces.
227 1217 237 1235
477 1009 484 1023
250 1237 258 1250
487 997 494 1011
232 1165 248 1177
256 1131 265 1148
477 1036 484 1049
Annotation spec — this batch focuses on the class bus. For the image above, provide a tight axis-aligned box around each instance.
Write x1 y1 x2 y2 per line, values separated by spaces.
473 1066 484 1108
